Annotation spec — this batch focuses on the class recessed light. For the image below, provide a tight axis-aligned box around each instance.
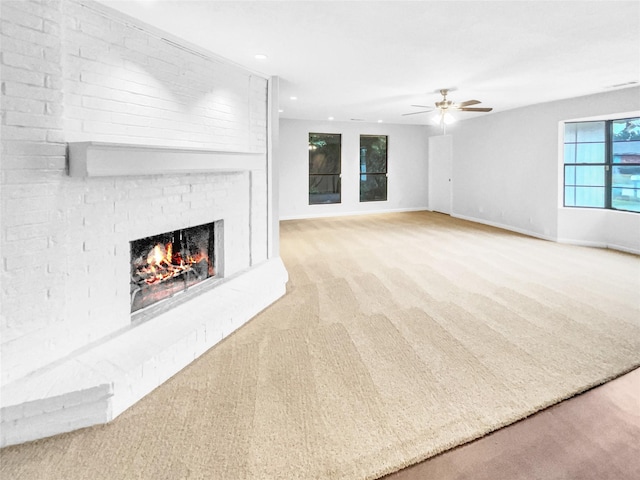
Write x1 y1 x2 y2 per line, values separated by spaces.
290 96 297 101
328 116 334 121
254 54 268 60
278 109 284 113
377 119 383 123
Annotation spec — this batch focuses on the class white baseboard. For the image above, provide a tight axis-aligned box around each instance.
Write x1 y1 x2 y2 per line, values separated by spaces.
556 238 640 255
279 206 429 221
453 213 639 255
450 213 557 242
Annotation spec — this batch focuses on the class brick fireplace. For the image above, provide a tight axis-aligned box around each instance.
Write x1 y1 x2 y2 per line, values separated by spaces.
0 0 286 447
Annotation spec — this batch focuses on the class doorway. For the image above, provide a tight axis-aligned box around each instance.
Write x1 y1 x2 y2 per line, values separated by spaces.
428 134 453 214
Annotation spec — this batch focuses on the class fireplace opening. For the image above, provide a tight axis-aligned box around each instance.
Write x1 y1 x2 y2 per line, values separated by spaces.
130 221 220 314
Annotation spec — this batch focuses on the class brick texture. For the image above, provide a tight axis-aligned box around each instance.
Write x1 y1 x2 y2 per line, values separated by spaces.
1 0 269 385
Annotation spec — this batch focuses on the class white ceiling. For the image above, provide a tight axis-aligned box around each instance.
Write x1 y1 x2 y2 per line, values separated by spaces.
96 0 640 125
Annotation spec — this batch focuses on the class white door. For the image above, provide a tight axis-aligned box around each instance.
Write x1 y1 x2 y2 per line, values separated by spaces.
428 134 453 214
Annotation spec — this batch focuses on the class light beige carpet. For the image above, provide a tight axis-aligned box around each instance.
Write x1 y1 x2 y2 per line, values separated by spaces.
2 211 639 480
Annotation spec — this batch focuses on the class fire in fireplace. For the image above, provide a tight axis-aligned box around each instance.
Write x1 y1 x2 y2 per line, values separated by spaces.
130 221 218 313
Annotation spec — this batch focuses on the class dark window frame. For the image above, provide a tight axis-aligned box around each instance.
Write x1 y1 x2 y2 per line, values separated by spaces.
563 117 640 213
309 132 342 205
359 134 388 203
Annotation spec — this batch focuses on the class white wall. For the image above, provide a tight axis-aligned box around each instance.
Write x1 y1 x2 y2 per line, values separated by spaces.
557 208 640 254
449 87 640 252
279 119 430 219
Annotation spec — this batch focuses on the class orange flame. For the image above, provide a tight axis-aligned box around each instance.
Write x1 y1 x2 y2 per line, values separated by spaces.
166 242 173 264
138 241 209 285
147 244 166 266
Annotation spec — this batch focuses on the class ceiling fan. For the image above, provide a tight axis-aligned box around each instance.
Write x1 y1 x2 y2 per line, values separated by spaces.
402 89 493 129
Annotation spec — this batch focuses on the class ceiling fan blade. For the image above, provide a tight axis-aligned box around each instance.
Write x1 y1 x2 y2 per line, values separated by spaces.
456 100 481 108
402 110 432 116
459 107 493 112
410 105 433 109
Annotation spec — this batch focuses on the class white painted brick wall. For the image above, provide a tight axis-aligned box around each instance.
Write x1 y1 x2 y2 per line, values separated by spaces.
1 0 270 386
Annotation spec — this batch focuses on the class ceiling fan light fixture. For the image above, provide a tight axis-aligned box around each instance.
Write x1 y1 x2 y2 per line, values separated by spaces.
404 89 491 123
442 112 456 124
432 111 456 125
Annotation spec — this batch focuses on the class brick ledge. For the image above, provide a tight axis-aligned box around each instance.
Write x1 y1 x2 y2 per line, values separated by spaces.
0 258 288 447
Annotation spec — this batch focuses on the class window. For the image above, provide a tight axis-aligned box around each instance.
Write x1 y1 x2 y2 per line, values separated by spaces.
360 135 388 202
564 121 606 208
563 117 640 213
612 119 640 212
309 133 341 204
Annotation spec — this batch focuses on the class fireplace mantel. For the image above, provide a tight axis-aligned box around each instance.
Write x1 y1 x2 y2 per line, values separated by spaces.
68 142 264 177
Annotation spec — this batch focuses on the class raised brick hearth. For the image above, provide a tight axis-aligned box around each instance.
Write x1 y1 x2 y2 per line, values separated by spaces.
1 0 285 447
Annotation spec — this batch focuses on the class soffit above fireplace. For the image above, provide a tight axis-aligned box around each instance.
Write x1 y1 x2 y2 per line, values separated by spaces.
68 142 264 177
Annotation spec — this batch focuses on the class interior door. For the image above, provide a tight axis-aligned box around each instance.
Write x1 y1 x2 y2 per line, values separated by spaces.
428 134 453 214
